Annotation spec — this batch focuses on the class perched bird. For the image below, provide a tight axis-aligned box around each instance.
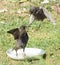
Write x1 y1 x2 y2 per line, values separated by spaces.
29 6 56 28
7 25 29 56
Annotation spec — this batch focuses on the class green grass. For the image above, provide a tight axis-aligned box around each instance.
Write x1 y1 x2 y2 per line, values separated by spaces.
0 0 60 65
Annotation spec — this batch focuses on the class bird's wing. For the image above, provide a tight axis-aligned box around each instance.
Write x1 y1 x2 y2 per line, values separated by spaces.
7 28 20 39
22 33 29 44
29 14 35 25
7 28 19 34
42 7 56 25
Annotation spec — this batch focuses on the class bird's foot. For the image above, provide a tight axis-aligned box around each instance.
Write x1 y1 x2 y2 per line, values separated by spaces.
16 53 18 56
22 52 26 57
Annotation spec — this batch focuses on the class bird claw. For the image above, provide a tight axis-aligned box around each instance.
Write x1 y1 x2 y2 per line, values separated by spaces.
16 53 18 56
22 52 26 57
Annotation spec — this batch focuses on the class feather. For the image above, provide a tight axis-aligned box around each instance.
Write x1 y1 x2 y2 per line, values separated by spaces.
7 28 20 39
42 7 56 25
7 25 29 56
29 6 56 26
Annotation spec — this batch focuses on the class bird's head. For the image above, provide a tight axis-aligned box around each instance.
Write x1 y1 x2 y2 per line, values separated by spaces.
20 25 26 30
29 6 39 15
19 25 28 33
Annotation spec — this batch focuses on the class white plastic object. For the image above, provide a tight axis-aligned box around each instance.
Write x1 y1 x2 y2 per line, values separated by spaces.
6 48 46 60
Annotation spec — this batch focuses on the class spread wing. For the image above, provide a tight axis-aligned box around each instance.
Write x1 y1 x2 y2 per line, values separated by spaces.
22 33 29 44
42 7 56 25
29 14 35 25
7 28 20 39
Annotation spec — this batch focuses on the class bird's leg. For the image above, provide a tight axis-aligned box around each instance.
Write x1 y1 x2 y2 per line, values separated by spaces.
15 49 18 56
36 21 42 31
22 48 26 57
12 47 18 56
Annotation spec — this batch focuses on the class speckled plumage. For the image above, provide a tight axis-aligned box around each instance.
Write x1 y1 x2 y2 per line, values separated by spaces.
7 25 29 55
29 6 56 27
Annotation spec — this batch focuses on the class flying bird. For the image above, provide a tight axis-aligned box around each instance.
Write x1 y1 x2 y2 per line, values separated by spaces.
29 6 56 28
7 25 29 56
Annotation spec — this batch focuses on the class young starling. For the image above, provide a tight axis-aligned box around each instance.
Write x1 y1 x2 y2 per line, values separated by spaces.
7 25 29 56
29 6 56 28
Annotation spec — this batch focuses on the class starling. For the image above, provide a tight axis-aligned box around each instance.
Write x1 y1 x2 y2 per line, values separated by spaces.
29 6 56 28
7 25 29 56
